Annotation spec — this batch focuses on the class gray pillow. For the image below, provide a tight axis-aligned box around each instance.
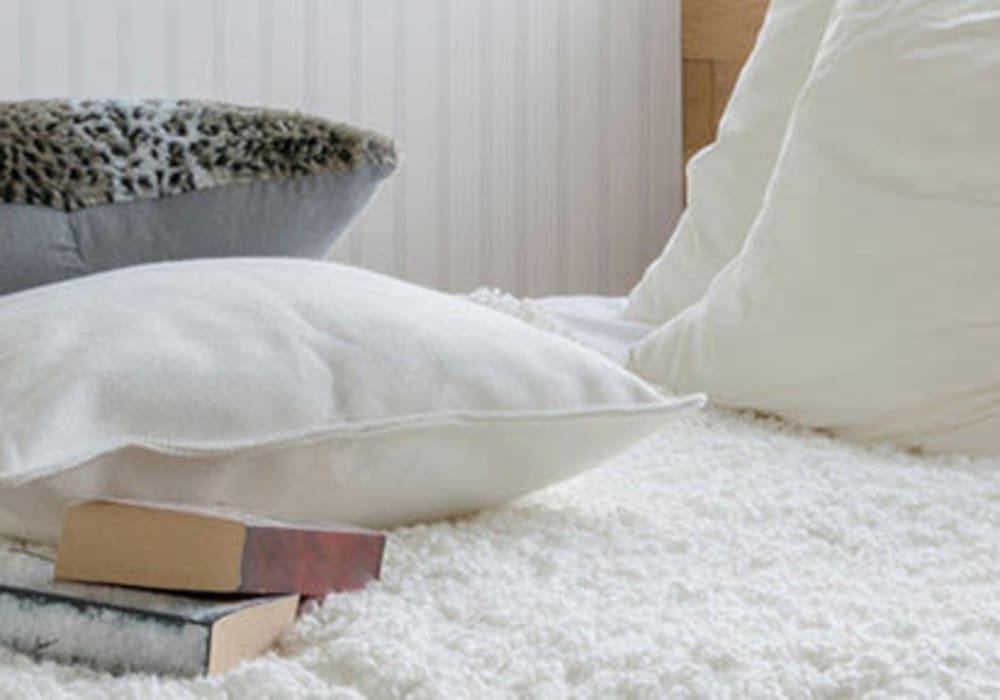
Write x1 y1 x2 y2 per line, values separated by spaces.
0 99 397 295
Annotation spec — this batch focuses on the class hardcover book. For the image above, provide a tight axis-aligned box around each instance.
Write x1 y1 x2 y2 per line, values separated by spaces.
55 500 386 597
0 549 298 676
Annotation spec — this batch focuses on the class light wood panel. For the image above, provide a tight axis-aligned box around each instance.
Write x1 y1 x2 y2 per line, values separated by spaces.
682 0 768 162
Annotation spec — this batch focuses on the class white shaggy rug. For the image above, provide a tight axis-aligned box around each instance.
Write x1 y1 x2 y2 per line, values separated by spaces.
1 295 999 697
1 407 998 698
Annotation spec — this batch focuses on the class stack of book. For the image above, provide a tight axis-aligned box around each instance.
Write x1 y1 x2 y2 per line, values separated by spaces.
0 500 385 676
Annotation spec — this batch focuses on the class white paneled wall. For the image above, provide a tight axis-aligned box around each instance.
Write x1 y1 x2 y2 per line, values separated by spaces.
0 0 682 295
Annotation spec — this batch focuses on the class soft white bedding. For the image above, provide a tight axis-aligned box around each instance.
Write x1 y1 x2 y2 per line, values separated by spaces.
533 295 654 365
0 267 686 544
0 294 997 697
631 0 1000 457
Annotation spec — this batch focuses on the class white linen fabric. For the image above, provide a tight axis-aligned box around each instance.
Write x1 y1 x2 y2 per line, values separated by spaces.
625 0 835 324
468 291 654 366
0 259 698 543
533 296 654 365
631 0 1000 455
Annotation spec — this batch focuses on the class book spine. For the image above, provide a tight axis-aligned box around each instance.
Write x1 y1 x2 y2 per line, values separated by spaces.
0 587 209 676
241 528 385 596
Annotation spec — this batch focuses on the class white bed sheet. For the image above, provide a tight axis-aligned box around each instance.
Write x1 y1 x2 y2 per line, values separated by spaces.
530 295 654 365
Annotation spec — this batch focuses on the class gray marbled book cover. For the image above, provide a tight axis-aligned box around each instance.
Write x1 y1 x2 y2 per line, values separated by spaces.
0 548 283 676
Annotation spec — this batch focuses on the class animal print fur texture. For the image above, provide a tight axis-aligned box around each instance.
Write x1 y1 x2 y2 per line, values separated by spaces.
0 99 397 212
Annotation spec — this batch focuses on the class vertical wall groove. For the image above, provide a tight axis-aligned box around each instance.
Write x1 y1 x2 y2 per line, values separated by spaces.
347 0 365 266
597 1 612 293
555 0 571 294
116 0 132 94
302 0 319 110
513 0 529 294
0 0 681 296
68 0 83 95
437 0 453 290
18 0 32 96
257 0 272 102
164 1 180 96
478 4 494 286
638 0 654 280
211 0 228 98
392 0 407 279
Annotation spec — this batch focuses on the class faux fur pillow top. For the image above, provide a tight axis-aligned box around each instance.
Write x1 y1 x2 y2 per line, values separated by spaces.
0 99 397 294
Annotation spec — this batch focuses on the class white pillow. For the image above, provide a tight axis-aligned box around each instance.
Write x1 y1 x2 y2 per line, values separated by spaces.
0 259 699 543
630 0 1000 455
625 0 834 324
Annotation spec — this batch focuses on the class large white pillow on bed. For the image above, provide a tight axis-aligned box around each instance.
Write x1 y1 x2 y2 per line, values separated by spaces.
0 259 699 543
630 0 1000 455
625 0 834 324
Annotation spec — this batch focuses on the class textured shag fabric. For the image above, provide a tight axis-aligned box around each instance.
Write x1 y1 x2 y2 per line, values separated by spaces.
0 298 997 696
0 407 997 697
0 99 397 211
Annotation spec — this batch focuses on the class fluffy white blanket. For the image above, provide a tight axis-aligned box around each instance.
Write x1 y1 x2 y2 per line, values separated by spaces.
1 298 998 697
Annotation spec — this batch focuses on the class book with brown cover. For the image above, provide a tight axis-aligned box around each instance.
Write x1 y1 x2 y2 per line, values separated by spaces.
55 500 385 597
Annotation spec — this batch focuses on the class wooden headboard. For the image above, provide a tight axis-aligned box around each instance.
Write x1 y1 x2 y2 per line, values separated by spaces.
683 0 769 162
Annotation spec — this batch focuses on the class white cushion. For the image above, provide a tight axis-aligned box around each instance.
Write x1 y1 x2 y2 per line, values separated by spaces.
625 0 834 324
630 0 1000 455
0 259 699 543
